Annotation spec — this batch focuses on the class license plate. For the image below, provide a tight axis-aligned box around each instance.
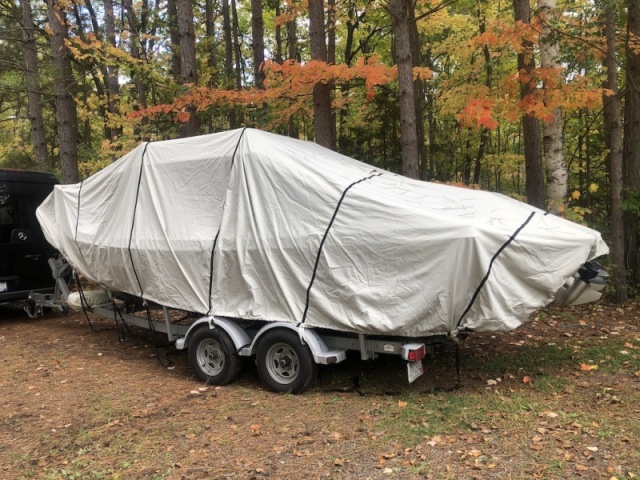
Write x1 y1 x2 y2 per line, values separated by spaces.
0 282 7 293
407 359 424 383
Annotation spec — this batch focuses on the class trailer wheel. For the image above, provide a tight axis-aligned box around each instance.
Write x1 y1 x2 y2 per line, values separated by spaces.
188 327 242 385
256 329 316 394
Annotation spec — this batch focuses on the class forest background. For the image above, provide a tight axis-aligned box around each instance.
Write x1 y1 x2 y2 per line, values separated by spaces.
1 0 639 301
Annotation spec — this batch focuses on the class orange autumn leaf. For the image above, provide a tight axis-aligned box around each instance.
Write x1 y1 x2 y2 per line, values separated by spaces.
459 99 499 130
580 363 598 371
175 111 190 123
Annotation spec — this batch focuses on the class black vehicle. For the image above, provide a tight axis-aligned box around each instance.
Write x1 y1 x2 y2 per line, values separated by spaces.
0 170 58 304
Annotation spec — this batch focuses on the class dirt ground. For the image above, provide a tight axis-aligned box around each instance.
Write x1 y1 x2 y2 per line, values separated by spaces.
1 301 639 479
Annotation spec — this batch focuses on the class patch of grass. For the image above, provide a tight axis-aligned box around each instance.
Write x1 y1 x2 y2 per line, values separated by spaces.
531 375 568 394
463 337 639 378
377 390 544 443
44 468 110 480
574 341 640 371
463 344 574 375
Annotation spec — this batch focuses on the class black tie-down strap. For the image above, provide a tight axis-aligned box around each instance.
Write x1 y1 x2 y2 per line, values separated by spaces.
300 171 383 324
455 211 535 330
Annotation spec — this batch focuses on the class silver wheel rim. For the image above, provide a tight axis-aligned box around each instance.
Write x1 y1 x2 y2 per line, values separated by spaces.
196 338 225 377
265 342 299 385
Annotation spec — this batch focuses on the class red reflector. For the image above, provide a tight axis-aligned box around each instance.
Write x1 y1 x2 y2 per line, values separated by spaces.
327 356 337 364
408 346 426 361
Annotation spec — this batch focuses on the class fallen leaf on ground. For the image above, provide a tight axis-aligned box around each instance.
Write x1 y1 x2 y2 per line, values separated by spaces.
580 363 598 371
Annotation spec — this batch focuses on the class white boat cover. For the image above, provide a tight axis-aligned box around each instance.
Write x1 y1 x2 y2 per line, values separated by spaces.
37 128 609 337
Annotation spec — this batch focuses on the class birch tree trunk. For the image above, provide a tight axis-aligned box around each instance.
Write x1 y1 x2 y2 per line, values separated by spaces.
46 0 78 184
538 0 567 213
389 0 420 179
20 0 49 172
513 0 544 209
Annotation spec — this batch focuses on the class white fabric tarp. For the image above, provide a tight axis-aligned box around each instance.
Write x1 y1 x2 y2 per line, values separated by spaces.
37 128 609 337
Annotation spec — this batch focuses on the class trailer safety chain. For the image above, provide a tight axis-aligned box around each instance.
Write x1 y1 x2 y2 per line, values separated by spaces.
75 272 175 368
143 304 175 369
110 300 177 370
111 300 133 343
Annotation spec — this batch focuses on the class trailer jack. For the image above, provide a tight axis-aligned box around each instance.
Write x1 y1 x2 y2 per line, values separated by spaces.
24 257 71 318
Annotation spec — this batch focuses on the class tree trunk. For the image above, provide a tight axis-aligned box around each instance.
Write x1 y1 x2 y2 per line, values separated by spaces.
104 0 122 142
513 0 545 208
408 4 428 181
231 0 245 126
251 0 265 88
167 0 181 80
389 0 420 179
538 0 567 213
176 0 199 137
309 0 335 149
474 0 491 186
338 3 358 152
287 16 297 60
222 0 236 128
287 16 298 138
427 86 436 179
205 0 217 82
124 0 149 111
20 0 49 172
46 0 78 184
275 2 283 63
78 0 109 140
327 0 336 64
600 1 627 301
624 0 640 285
231 0 243 90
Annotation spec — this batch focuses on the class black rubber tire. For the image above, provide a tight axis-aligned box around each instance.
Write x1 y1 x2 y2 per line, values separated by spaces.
188 327 242 385
256 329 316 394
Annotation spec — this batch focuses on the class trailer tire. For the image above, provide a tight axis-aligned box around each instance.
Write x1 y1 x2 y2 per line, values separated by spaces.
256 329 316 394
188 327 242 385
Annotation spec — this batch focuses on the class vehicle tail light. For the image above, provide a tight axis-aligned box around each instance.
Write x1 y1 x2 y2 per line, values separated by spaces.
402 343 426 361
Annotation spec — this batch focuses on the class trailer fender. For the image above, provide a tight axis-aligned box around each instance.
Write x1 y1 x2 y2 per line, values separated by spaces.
241 323 346 365
175 316 251 352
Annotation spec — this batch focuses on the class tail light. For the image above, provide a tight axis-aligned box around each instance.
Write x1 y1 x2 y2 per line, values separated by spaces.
402 343 426 361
